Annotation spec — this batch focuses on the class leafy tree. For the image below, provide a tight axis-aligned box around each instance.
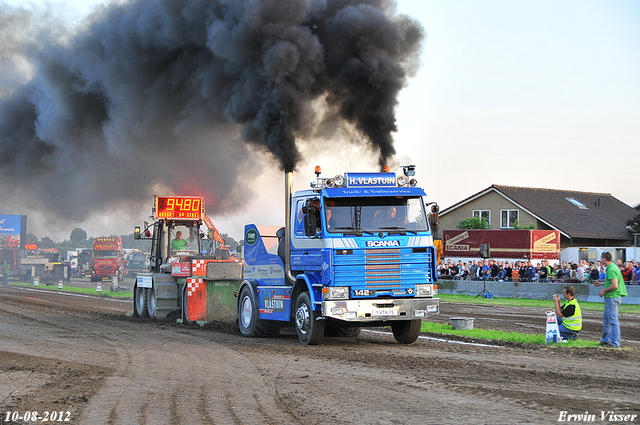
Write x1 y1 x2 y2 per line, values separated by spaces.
220 233 238 251
457 217 490 230
120 233 152 251
627 213 640 245
70 228 88 242
40 236 56 248
26 233 38 243
512 220 535 230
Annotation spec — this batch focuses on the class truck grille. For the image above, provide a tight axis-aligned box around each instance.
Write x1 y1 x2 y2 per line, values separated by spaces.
333 247 433 289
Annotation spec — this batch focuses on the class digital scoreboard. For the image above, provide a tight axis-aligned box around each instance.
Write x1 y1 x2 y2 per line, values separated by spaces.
153 196 205 220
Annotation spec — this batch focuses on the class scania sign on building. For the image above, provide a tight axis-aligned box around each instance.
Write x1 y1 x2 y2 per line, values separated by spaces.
366 240 400 247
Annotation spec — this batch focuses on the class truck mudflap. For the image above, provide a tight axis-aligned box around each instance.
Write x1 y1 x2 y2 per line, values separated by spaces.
322 297 440 322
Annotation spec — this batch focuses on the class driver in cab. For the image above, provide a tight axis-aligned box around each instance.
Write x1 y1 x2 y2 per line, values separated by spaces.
372 206 399 227
171 231 188 252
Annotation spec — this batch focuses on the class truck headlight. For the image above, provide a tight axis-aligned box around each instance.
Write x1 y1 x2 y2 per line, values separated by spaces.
324 286 349 300
415 284 433 297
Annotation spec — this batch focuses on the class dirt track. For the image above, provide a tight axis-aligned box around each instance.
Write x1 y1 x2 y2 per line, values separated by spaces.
0 285 639 425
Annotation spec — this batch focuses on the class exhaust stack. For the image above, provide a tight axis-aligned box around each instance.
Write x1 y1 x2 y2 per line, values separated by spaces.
284 171 295 283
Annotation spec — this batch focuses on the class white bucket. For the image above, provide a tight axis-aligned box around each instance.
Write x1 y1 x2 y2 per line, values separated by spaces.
450 317 475 330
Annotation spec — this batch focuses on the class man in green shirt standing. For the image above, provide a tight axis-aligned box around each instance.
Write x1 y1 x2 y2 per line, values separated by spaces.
2 260 10 286
593 251 628 348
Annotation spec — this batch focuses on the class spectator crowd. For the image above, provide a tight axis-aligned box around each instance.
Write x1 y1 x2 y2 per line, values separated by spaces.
438 258 640 285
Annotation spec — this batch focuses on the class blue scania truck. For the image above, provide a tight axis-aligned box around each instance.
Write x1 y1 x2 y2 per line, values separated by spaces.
238 166 440 345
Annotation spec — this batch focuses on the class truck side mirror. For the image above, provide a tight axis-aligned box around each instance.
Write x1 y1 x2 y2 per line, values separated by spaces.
303 205 318 237
305 214 317 237
134 226 141 240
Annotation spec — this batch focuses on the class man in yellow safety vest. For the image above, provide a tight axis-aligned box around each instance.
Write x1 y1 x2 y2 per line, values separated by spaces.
553 285 582 340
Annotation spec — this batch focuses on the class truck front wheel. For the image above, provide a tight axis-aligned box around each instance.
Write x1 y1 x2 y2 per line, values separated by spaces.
294 291 325 345
391 319 422 344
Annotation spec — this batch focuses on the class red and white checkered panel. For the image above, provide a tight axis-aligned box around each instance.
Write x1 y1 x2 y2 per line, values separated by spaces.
186 278 203 296
186 278 206 322
192 259 207 276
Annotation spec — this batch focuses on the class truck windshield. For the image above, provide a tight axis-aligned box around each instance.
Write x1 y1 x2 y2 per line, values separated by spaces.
170 225 200 254
94 250 120 259
130 254 146 262
324 197 429 234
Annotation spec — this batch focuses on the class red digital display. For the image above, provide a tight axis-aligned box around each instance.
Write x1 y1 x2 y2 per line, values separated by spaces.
154 196 204 220
24 243 38 250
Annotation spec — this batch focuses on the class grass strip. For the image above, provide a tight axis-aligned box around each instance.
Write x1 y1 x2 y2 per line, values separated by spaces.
6 280 132 299
420 321 599 347
437 293 640 315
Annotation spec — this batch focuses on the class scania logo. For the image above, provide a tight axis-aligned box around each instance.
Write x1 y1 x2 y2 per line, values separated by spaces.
366 240 400 247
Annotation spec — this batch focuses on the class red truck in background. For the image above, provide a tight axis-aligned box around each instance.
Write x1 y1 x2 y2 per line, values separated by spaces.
91 237 125 282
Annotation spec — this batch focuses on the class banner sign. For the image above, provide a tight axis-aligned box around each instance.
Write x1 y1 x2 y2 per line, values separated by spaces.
344 172 397 188
443 229 560 260
0 214 27 250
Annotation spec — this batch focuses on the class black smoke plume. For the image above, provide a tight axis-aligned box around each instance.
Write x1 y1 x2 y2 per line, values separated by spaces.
0 0 424 228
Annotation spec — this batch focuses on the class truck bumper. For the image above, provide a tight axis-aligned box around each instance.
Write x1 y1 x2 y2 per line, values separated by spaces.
322 297 440 322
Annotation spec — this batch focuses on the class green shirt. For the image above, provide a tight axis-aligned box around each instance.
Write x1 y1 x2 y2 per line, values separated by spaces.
2 263 9 275
171 238 188 251
604 262 628 298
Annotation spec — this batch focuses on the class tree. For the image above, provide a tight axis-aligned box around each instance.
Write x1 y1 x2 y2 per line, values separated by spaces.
40 236 56 248
456 217 490 230
220 233 238 251
70 228 88 242
512 220 535 230
627 213 640 245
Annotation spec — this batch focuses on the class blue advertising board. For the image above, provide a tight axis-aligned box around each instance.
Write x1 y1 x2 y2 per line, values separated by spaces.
0 215 27 249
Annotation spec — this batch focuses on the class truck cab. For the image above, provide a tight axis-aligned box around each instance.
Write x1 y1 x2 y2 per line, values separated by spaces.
239 167 440 345
91 237 124 282
126 251 150 278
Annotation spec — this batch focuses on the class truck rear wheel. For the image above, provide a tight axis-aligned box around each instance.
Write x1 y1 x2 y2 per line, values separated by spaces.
134 286 148 317
238 286 280 338
294 291 325 345
146 286 156 318
391 319 422 344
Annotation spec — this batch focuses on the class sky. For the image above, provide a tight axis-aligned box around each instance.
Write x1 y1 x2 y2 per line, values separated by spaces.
1 0 639 243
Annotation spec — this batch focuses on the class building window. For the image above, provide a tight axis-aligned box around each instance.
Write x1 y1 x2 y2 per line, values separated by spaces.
473 210 490 225
565 197 589 209
501 210 519 228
